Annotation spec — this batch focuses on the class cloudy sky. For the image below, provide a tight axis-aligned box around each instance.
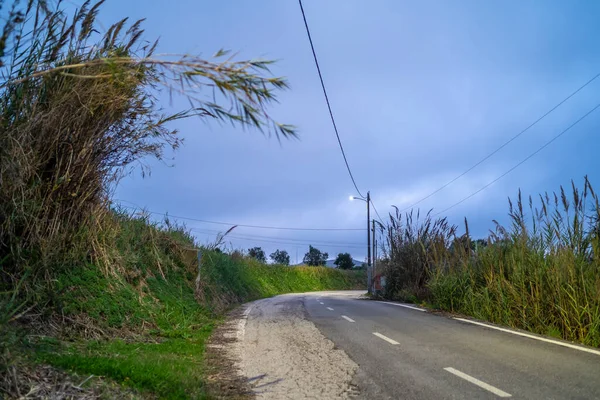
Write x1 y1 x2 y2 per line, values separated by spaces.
102 0 600 263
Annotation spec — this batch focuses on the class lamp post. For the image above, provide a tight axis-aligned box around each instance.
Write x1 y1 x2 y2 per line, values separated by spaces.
350 191 372 293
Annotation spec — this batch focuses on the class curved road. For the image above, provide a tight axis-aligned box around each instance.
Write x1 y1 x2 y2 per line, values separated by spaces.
236 291 600 399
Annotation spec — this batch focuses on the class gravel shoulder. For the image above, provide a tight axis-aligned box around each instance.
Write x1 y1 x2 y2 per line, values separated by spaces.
226 293 359 399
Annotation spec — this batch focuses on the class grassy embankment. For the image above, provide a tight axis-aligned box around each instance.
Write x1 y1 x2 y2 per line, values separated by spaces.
380 178 600 347
3 212 365 399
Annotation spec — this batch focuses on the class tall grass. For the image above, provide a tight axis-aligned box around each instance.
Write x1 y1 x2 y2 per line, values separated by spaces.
0 0 293 335
382 177 600 347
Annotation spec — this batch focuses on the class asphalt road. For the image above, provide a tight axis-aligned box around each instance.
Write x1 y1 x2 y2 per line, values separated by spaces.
302 291 600 399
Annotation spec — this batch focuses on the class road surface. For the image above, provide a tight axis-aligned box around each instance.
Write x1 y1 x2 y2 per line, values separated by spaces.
231 291 600 399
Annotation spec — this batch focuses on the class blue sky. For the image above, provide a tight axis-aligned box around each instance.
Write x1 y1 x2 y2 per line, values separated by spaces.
99 0 600 262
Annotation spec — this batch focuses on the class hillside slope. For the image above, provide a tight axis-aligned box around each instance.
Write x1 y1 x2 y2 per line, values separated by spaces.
2 212 366 399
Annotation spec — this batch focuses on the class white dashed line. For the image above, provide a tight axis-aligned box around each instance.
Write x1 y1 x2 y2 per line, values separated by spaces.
341 315 355 322
376 301 426 312
454 318 600 356
444 367 512 397
319 302 324 305
326 307 334 311
372 332 399 345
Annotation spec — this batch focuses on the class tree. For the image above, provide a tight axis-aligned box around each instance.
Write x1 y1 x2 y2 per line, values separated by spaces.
270 249 290 266
302 245 328 266
334 253 354 270
248 247 266 263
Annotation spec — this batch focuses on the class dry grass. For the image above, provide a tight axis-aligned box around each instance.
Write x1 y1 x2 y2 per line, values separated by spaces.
2 360 142 400
381 177 600 346
0 0 294 343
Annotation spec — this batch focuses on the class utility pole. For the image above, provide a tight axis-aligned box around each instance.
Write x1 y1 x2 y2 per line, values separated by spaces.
367 191 372 293
349 192 373 293
372 219 376 292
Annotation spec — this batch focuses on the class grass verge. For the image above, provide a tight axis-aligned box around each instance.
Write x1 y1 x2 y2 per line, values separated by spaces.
2 212 366 399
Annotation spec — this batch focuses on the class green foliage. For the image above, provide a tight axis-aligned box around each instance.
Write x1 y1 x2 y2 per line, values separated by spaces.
270 249 290 265
302 245 328 266
334 253 355 270
247 247 266 263
382 177 600 347
197 250 365 311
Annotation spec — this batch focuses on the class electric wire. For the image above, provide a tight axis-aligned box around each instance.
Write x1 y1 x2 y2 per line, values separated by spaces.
298 0 365 198
435 101 600 216
400 72 600 213
114 202 366 231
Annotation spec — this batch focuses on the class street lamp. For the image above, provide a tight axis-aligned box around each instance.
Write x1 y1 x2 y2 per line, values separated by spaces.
349 191 372 293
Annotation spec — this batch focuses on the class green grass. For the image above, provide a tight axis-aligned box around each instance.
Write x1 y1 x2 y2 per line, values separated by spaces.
198 251 366 310
34 331 213 399
9 212 365 398
27 216 219 398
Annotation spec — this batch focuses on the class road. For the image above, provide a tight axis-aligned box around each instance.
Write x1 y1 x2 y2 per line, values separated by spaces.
232 291 600 399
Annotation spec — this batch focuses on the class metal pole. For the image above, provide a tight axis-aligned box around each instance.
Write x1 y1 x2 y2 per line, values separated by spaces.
367 191 372 293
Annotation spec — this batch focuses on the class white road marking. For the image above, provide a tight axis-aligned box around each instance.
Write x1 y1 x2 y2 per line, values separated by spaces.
243 304 254 317
454 317 600 357
319 302 324 305
238 303 255 340
377 301 426 312
372 332 399 345
326 307 334 311
444 367 512 398
341 315 355 322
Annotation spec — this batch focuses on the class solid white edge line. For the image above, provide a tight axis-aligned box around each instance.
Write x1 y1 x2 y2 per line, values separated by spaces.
326 307 334 311
372 332 399 345
341 315 355 322
454 317 600 356
444 367 512 398
377 301 426 312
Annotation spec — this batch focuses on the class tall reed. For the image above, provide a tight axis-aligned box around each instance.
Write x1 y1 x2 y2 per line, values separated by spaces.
382 177 600 346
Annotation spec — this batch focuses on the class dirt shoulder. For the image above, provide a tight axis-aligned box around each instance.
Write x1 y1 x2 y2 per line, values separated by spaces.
210 293 359 399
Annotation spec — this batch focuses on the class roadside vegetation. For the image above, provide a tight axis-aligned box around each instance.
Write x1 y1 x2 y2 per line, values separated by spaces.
379 177 600 347
0 1 364 398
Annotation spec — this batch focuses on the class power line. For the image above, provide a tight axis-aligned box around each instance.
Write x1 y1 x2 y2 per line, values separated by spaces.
369 200 385 224
114 203 366 231
195 230 366 249
401 72 600 213
190 227 364 247
298 0 365 198
435 101 600 216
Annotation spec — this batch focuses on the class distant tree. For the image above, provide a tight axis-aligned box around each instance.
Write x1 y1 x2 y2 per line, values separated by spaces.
334 253 354 270
270 249 290 265
248 247 266 263
303 245 328 266
471 238 488 252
